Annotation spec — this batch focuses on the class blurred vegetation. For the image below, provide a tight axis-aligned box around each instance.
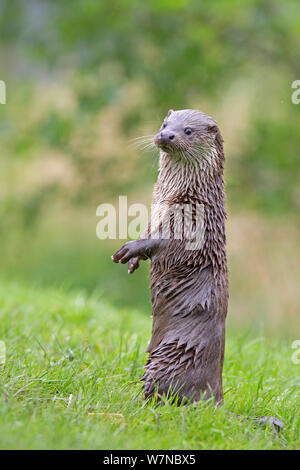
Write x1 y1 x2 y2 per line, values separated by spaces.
0 0 299 332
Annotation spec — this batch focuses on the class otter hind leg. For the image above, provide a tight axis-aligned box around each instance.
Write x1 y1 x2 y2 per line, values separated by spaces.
142 340 222 404
143 341 196 403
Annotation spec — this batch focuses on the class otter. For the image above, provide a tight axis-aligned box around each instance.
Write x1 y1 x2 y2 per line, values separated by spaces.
113 109 227 404
111 109 284 432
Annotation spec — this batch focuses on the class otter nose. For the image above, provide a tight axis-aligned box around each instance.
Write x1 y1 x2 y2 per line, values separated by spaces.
159 130 175 143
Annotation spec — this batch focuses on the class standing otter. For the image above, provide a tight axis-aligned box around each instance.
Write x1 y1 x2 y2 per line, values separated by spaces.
111 109 284 432
112 109 227 404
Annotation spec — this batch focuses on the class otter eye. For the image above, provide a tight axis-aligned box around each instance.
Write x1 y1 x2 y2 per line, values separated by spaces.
184 127 192 135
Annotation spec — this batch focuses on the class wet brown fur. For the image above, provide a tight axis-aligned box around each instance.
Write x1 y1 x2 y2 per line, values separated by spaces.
113 109 228 404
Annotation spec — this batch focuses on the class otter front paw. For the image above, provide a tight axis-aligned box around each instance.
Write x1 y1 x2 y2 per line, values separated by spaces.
111 240 148 265
128 256 140 274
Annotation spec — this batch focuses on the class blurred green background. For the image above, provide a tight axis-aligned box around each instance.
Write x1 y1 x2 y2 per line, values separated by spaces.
0 0 299 336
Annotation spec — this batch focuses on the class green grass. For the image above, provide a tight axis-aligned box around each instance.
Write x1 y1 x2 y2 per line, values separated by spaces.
0 279 299 450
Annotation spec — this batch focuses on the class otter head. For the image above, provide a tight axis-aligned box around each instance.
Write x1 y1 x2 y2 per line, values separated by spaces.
154 109 223 166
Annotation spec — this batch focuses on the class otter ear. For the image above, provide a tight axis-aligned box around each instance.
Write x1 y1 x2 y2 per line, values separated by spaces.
207 124 218 134
208 124 224 145
167 109 174 118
